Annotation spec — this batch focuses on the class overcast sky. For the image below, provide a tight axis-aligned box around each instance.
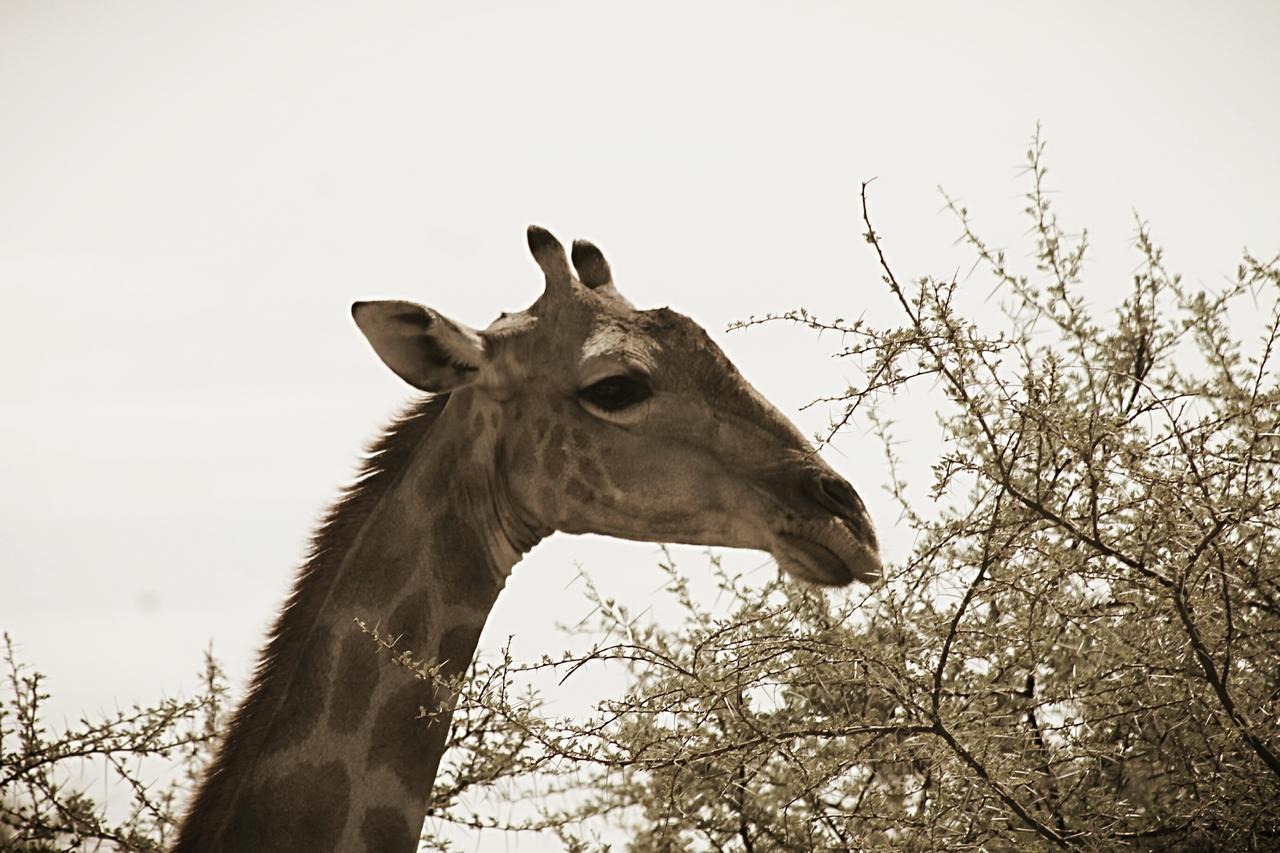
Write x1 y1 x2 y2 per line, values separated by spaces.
2 1 1278 844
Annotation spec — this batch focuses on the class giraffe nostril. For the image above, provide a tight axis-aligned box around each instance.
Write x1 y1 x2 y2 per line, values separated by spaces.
808 474 867 523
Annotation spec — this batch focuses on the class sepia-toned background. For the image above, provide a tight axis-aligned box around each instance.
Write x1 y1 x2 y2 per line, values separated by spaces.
3 1 1278 845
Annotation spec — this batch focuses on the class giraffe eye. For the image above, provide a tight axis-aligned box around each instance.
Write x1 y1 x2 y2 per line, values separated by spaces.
578 375 652 412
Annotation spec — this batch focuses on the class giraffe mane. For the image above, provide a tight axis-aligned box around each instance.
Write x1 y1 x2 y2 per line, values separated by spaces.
301 393 450 593
176 393 450 848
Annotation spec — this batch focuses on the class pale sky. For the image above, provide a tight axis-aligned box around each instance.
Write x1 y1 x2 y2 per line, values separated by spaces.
2 0 1278 844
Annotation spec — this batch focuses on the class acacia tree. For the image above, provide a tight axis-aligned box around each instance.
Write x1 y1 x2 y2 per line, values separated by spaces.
0 635 227 851
5 134 1277 850
420 132 1280 850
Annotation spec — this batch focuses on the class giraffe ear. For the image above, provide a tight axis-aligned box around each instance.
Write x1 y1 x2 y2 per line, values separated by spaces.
352 300 486 392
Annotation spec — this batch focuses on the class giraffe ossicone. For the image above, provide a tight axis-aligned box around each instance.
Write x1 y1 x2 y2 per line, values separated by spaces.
174 226 880 852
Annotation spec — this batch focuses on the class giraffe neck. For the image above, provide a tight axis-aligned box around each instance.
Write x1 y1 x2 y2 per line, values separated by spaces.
174 394 543 852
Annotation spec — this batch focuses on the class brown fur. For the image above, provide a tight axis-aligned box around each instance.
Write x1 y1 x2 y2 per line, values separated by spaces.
328 630 382 736
360 806 416 850
172 395 449 852
214 760 351 853
367 679 448 790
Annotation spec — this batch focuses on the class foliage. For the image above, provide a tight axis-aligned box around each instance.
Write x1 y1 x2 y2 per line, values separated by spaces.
0 634 227 851
4 131 1277 850
427 131 1280 850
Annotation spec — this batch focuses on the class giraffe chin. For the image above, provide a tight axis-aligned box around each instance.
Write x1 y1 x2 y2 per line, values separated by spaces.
775 531 882 587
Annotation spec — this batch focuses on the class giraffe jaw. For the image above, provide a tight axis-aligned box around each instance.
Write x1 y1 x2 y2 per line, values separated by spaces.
774 526 882 587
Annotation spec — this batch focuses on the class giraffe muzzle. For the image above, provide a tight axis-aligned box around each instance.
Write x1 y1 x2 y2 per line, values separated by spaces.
771 472 881 587
807 475 873 535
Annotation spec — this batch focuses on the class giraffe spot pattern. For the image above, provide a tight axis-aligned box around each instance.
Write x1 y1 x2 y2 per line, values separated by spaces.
388 588 435 655
367 679 448 791
565 476 594 504
436 624 483 677
432 514 503 610
346 528 418 607
543 424 567 474
328 629 382 735
222 760 351 852
577 454 608 490
360 805 416 851
449 391 472 420
432 437 460 468
263 624 333 754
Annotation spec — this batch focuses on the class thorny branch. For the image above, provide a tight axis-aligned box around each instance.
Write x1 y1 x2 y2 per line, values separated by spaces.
6 131 1278 851
408 135 1279 849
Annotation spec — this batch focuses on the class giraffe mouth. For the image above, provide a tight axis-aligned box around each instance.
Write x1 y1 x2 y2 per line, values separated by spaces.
775 523 882 587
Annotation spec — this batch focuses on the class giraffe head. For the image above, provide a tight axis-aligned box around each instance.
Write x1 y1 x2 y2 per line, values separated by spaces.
352 227 880 586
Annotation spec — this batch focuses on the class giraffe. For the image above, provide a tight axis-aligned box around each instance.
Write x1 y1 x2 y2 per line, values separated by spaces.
172 227 881 852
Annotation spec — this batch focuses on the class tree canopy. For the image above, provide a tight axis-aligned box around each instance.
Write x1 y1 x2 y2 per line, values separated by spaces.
423 132 1280 850
5 133 1278 851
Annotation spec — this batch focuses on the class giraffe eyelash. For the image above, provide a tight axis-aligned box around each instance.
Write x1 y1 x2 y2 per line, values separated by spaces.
578 375 653 412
